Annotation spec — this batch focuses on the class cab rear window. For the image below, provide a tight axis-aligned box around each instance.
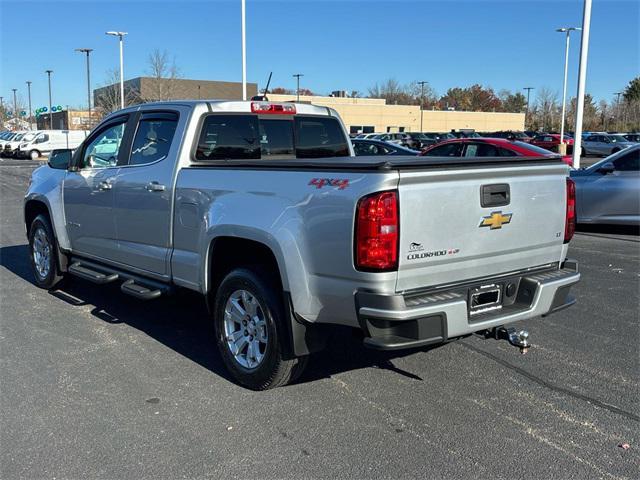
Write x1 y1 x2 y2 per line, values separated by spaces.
195 114 349 161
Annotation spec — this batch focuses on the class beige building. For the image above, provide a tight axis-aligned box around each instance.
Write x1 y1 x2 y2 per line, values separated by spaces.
267 94 525 134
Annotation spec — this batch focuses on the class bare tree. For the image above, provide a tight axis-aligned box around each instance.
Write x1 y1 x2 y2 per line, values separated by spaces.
94 69 137 114
141 49 182 102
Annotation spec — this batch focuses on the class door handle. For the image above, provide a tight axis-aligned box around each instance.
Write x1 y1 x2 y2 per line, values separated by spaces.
97 181 112 191
145 181 166 192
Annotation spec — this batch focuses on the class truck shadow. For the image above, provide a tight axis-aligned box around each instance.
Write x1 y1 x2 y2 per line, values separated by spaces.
1 243 432 387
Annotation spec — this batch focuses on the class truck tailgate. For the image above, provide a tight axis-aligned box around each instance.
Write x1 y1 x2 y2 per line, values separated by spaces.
396 163 568 292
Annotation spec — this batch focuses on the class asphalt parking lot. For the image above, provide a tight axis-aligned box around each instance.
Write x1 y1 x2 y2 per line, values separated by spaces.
0 159 638 479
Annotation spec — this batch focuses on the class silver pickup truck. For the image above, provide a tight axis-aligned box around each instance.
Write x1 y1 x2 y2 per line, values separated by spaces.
25 100 580 389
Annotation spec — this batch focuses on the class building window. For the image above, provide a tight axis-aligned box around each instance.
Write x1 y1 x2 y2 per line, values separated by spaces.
363 126 375 133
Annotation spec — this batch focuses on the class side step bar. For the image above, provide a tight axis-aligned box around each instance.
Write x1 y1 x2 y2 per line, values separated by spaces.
68 257 173 301
121 279 162 301
69 262 119 284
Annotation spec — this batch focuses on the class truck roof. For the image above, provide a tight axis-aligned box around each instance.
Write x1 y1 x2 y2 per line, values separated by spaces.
115 100 335 118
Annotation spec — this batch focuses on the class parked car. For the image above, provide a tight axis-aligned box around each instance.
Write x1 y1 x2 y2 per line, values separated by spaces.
372 132 407 144
622 133 640 143
351 139 419 156
449 129 481 138
0 131 25 154
484 131 531 142
570 145 639 225
529 134 574 156
25 100 579 390
581 133 635 157
419 137 573 165
16 130 89 160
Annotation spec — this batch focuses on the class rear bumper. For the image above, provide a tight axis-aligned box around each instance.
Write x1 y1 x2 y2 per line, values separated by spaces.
356 260 580 350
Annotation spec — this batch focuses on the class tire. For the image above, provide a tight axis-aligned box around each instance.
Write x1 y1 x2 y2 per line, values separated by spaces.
29 150 40 160
28 214 63 289
581 147 586 157
213 267 308 390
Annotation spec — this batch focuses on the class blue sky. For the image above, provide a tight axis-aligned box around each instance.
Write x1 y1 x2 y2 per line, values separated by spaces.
1 0 638 111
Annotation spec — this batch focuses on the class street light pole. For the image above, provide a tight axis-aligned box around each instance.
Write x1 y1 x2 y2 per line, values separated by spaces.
26 81 33 129
12 89 18 129
293 74 304 102
241 0 247 100
523 87 534 128
45 70 53 129
571 0 592 170
556 27 580 154
418 81 427 132
75 48 93 126
106 31 128 109
614 92 623 130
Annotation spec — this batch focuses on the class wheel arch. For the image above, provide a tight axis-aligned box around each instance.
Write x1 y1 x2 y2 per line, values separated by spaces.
24 198 69 273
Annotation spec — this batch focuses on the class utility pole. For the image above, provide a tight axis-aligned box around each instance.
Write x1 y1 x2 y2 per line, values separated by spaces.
45 70 53 129
571 0 592 169
12 89 18 130
26 81 33 129
75 48 93 126
418 81 428 132
523 87 534 128
614 92 623 131
106 32 127 109
241 0 247 100
293 73 304 102
556 27 580 154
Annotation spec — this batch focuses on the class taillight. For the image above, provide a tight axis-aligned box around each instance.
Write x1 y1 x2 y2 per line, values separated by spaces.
250 102 296 114
564 177 576 243
355 191 399 271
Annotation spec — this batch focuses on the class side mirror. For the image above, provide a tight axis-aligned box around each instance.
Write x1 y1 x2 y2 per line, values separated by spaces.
597 163 615 175
48 149 73 170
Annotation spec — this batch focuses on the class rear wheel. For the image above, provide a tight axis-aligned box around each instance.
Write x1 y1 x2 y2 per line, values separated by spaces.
581 147 586 157
213 267 307 390
28 214 63 289
29 150 41 160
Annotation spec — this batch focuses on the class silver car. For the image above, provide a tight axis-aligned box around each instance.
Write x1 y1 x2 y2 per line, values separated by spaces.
570 145 640 225
582 133 635 156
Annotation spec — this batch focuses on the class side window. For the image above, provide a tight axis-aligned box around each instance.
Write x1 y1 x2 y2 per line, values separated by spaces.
586 136 597 142
129 113 179 166
36 134 49 144
499 148 518 157
294 116 349 158
81 121 126 169
195 115 259 160
259 119 294 158
465 143 499 157
424 143 463 157
612 149 640 172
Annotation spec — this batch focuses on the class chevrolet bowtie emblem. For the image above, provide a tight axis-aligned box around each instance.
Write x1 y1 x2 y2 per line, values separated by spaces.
479 211 513 229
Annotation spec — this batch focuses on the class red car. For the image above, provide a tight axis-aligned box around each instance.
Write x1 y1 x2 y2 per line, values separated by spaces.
419 137 573 166
529 134 574 156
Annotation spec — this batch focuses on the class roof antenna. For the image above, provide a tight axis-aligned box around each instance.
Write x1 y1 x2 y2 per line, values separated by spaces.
251 72 272 101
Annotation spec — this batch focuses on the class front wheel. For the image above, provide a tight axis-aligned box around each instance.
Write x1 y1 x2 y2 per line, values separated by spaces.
28 214 63 289
29 150 41 160
213 267 307 390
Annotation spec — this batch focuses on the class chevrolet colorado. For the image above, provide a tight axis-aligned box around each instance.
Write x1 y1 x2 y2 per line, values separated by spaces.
24 100 580 389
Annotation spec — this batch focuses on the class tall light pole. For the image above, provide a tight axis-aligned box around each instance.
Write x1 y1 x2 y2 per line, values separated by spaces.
106 31 127 109
26 81 33 129
293 73 304 102
418 81 428 132
571 0 592 169
241 0 247 100
523 87 534 129
45 70 53 129
556 27 580 154
614 92 623 131
75 48 93 126
12 89 18 129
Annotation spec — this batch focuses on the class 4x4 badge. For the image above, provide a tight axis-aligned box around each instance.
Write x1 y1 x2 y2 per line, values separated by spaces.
479 211 512 230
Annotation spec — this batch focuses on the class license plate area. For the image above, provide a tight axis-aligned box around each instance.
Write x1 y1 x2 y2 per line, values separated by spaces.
469 284 502 316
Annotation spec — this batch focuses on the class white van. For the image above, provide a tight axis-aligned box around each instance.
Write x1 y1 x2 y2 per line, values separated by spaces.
17 130 89 160
4 131 40 157
0 131 27 154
